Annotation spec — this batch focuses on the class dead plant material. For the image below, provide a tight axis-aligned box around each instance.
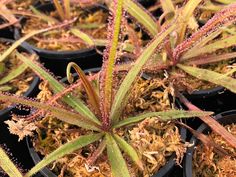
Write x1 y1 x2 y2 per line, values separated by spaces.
193 123 236 177
6 0 34 11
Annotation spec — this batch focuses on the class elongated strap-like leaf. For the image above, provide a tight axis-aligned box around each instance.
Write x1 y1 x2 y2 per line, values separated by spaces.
0 20 75 62
69 31 135 52
0 62 28 85
15 52 99 124
0 148 23 177
110 23 177 123
178 122 228 156
105 133 130 177
101 0 123 123
87 139 106 165
185 52 236 66
177 92 236 149
52 0 65 20
160 0 175 23
182 34 236 59
113 110 213 129
0 93 101 131
178 64 236 93
113 134 143 170
64 0 71 20
25 133 103 177
66 62 101 117
161 0 175 14
177 0 203 43
70 28 94 46
124 0 158 36
183 29 222 57
214 0 235 4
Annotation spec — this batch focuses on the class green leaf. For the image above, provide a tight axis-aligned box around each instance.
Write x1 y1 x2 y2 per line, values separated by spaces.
0 85 12 91
178 64 236 93
199 1 223 11
113 110 213 129
182 35 236 59
30 6 58 23
0 62 28 85
160 0 175 21
177 0 203 43
25 133 103 177
77 23 102 29
93 39 107 46
105 133 130 177
124 0 158 36
185 52 236 65
110 23 177 123
71 28 94 46
181 29 223 60
214 0 235 4
101 0 123 118
0 148 23 177
0 63 5 73
113 134 143 170
161 0 175 13
0 93 101 131
15 52 99 124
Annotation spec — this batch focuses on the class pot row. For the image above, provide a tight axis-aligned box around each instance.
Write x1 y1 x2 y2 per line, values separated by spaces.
2 80 235 177
0 37 236 176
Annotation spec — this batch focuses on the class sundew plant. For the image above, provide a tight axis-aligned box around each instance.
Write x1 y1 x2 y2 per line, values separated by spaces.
0 0 236 177
0 0 214 177
119 0 236 150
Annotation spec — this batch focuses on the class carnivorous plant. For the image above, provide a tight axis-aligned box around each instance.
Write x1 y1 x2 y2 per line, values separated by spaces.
0 0 212 177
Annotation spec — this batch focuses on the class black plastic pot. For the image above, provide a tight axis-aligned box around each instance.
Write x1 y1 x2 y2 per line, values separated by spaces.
26 69 187 177
0 38 40 170
0 18 14 39
14 3 108 77
183 87 236 130
184 109 236 177
137 0 157 8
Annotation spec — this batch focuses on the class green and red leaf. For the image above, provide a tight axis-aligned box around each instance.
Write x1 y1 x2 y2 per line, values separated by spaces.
105 133 130 177
25 133 104 177
0 147 23 177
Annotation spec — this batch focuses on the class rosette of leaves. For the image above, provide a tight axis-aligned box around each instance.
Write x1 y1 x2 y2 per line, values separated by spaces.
0 0 212 177
120 0 236 93
111 0 236 167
